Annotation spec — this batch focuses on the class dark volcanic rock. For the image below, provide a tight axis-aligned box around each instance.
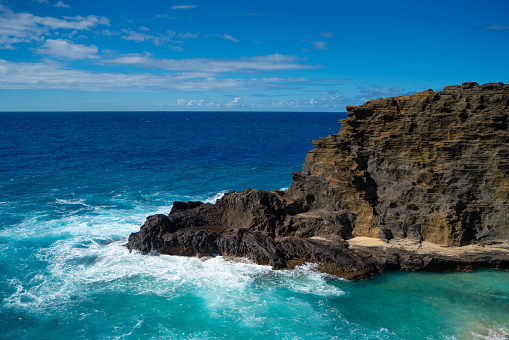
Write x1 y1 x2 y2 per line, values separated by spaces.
128 82 509 279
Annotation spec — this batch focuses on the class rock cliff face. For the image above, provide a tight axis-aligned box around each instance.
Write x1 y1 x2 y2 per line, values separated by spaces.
289 81 509 246
127 82 509 279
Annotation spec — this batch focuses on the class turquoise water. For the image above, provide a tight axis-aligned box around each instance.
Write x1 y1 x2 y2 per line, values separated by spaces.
1 112 508 339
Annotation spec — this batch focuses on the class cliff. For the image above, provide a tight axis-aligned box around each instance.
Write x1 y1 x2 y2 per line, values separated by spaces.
127 82 509 279
289 81 509 246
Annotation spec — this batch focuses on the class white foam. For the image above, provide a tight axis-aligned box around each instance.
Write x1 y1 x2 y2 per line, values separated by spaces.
0 195 170 240
470 326 509 340
3 192 345 320
5 231 345 316
278 263 346 297
204 191 228 204
55 198 89 206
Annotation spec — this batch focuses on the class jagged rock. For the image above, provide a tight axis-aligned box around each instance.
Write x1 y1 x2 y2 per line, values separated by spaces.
127 82 509 279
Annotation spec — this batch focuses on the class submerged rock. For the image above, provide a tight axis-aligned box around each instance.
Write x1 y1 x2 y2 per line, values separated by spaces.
128 82 509 279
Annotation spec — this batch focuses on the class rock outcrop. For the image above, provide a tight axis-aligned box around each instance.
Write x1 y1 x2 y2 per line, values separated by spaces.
127 82 509 279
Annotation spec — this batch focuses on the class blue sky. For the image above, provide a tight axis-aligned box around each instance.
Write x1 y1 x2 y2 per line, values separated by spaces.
0 0 508 111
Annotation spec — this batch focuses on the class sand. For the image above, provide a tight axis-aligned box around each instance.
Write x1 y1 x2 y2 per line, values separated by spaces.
347 237 509 257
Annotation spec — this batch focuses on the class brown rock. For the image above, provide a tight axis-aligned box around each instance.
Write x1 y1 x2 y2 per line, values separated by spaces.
288 82 509 246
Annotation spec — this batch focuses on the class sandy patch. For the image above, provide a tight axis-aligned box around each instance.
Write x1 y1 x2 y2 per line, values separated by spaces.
347 237 509 257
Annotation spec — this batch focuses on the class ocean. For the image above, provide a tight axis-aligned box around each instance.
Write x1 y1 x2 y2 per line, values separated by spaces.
1 111 508 340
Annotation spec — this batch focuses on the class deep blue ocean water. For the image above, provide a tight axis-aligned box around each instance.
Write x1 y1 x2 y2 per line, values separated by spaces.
1 111 508 340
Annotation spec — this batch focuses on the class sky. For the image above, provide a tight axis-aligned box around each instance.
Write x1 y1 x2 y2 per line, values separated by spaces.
0 0 508 111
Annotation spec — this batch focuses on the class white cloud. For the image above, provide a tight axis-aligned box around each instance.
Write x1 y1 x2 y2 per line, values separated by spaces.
219 34 239 42
356 85 405 103
120 28 164 44
120 28 195 49
320 32 333 38
0 59 214 91
101 29 119 36
302 40 331 51
226 97 241 108
171 5 196 10
167 30 199 39
155 14 177 19
54 1 71 9
36 39 98 59
0 59 314 92
206 33 239 42
116 26 235 49
0 5 109 49
168 45 184 52
174 95 343 110
373 87 390 95
187 99 203 106
274 96 343 109
104 53 321 73
372 86 400 96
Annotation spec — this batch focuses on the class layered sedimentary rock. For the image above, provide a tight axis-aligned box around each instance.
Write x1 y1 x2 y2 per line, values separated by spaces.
289 81 509 246
127 82 509 279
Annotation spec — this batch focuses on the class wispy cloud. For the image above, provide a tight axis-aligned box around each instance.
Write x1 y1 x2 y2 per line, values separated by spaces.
320 32 333 38
173 95 344 110
36 39 99 59
167 30 199 39
302 40 331 51
171 5 196 10
155 14 177 19
220 34 239 42
119 27 199 50
103 53 322 73
54 1 71 8
481 24 509 30
371 86 400 96
0 5 109 49
175 97 246 109
113 26 238 50
205 33 239 42
0 59 314 92
120 28 168 46
355 85 405 103
322 77 355 82
101 29 120 36
261 95 344 110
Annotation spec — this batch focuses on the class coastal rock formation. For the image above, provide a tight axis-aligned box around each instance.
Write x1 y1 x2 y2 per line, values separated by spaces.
127 82 509 279
289 81 509 246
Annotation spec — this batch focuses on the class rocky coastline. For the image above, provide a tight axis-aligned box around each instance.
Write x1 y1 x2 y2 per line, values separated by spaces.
127 82 509 280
